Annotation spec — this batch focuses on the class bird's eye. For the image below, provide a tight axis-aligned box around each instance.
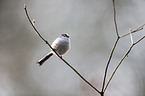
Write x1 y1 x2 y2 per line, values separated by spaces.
64 34 69 38
61 34 69 38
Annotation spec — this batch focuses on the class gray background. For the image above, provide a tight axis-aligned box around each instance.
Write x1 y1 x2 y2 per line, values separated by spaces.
0 0 145 96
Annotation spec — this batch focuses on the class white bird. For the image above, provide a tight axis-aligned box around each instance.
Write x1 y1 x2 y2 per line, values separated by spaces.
37 33 70 66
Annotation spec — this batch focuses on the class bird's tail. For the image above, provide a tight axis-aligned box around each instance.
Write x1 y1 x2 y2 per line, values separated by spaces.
37 52 53 66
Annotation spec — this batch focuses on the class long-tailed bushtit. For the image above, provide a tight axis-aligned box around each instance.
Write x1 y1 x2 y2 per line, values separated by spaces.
37 33 70 66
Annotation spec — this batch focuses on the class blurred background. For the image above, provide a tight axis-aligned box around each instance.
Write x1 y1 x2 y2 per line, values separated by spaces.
0 0 145 96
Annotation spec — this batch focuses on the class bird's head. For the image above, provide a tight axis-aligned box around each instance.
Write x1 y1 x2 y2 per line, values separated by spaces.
60 33 70 38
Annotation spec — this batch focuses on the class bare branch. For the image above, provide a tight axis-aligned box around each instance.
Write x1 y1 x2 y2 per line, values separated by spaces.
120 23 145 38
101 37 119 92
24 4 49 45
112 0 120 37
104 35 145 92
101 0 120 92
24 4 101 94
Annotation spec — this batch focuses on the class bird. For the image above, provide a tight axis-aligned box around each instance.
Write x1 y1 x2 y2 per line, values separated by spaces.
37 33 70 66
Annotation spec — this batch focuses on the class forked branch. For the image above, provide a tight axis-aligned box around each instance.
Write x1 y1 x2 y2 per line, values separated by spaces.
104 36 145 92
102 0 145 93
101 0 120 93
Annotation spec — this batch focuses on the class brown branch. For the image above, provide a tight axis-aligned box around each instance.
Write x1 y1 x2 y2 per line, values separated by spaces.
24 4 101 94
102 0 145 93
120 23 145 38
104 35 145 92
101 37 120 92
101 0 120 93
112 0 120 37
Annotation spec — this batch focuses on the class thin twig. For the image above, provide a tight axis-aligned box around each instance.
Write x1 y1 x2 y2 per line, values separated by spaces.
104 36 145 92
120 23 145 38
129 28 134 44
101 0 120 92
101 37 119 92
24 4 101 94
24 4 49 45
112 0 120 38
